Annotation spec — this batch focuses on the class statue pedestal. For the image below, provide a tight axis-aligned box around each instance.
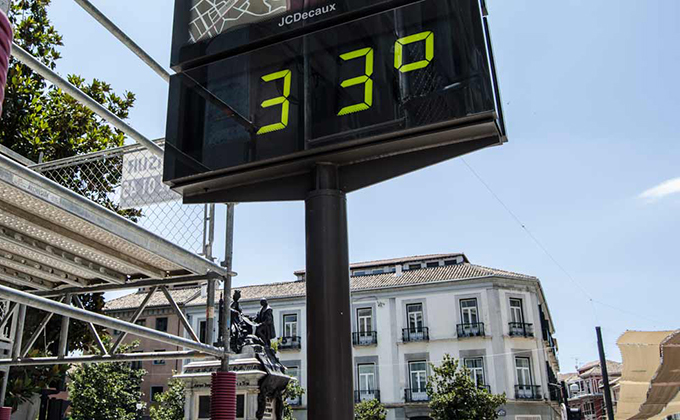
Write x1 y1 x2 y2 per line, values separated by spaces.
176 346 291 420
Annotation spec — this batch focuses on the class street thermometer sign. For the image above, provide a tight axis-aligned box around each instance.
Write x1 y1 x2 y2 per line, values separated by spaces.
164 0 506 202
164 1 507 419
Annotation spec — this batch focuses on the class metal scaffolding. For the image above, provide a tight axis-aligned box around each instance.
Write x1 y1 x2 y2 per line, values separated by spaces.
0 0 236 409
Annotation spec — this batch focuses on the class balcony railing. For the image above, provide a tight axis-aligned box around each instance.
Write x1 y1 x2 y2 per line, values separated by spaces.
352 331 378 346
515 385 542 400
457 323 486 338
287 395 302 406
509 322 534 338
354 390 381 403
405 388 429 403
278 336 301 350
402 327 429 342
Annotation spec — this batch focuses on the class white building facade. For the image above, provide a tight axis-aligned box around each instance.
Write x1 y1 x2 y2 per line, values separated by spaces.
184 253 562 420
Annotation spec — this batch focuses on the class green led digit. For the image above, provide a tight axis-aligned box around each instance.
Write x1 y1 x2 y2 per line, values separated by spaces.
256 69 292 135
337 47 374 116
394 31 435 73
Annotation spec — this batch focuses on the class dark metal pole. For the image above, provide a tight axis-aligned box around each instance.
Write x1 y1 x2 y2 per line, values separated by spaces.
596 326 615 420
305 164 354 420
220 202 235 370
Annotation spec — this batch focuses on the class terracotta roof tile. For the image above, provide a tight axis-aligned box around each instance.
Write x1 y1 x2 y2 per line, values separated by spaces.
105 262 537 311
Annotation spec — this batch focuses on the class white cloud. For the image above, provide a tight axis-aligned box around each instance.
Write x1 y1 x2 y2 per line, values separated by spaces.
639 177 680 201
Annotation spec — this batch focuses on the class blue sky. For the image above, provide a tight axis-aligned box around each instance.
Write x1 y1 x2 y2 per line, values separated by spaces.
45 0 679 371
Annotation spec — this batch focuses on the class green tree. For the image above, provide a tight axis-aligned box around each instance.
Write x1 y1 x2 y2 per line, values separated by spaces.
1 0 140 408
68 340 146 420
282 379 305 420
150 377 185 420
427 354 507 420
355 399 387 420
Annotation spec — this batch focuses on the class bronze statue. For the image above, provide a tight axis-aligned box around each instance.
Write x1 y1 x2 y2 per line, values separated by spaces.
254 298 276 347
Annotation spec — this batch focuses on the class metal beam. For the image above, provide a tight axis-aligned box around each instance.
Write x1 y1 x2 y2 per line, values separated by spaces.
10 43 164 158
58 294 72 358
0 284 224 356
0 266 53 290
0 225 124 285
110 286 157 353
160 286 200 343
73 0 171 83
21 297 65 357
0 350 211 367
11 305 26 360
73 296 107 355
0 250 89 287
0 302 16 332
35 272 226 298
0 201 165 279
220 203 235 370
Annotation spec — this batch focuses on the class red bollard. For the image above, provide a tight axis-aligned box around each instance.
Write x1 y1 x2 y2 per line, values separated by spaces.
0 8 12 116
0 406 11 420
211 371 237 420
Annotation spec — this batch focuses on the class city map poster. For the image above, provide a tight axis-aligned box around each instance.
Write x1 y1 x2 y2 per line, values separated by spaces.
189 0 328 44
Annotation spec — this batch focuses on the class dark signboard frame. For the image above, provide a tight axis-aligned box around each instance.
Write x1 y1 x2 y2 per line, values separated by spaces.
170 0 422 71
165 0 506 203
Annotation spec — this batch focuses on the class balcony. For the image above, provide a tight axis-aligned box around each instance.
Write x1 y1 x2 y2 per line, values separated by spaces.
287 395 302 406
405 388 429 403
457 323 486 338
515 385 542 400
402 327 429 343
278 336 301 350
354 390 381 403
508 322 534 338
352 331 378 346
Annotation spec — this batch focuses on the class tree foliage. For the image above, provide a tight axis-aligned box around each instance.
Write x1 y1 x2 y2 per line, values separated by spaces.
282 379 305 420
68 340 147 420
3 350 68 411
150 377 185 420
355 399 387 420
1 0 135 163
427 354 507 420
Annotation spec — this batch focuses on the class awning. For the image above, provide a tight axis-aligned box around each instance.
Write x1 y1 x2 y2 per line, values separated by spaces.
616 330 680 420
0 153 228 292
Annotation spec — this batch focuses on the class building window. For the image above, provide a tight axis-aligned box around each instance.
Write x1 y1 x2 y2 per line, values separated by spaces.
584 402 594 415
357 308 373 334
198 395 210 419
460 299 479 324
153 349 166 365
406 303 424 332
287 365 300 380
444 259 458 266
155 317 168 332
407 263 421 270
509 298 525 324
515 357 534 398
236 394 246 419
135 319 146 327
199 320 207 343
409 361 428 399
150 386 164 402
353 271 366 276
130 351 143 370
283 314 298 337
357 363 376 393
464 358 485 387
426 261 439 268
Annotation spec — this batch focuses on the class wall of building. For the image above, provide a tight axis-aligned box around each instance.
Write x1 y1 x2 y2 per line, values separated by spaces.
109 307 186 417
184 275 560 420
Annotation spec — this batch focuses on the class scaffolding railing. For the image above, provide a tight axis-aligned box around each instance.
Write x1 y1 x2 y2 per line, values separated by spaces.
30 141 207 255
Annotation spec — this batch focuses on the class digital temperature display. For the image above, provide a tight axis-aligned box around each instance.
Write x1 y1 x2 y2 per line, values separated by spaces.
164 0 504 199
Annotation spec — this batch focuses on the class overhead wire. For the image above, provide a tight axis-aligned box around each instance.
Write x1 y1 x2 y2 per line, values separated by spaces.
460 157 667 330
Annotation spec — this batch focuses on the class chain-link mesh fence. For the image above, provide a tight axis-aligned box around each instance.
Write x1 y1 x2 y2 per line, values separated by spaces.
30 142 206 255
